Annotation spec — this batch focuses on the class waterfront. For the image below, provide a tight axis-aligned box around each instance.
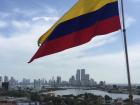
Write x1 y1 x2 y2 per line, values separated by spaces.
44 89 140 99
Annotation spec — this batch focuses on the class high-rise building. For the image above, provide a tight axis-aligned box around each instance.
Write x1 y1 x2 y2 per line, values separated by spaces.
40 79 45 85
76 69 80 81
81 69 85 86
4 76 9 82
2 76 9 90
21 78 30 89
2 82 9 91
69 69 97 87
84 74 90 86
85 74 89 80
9 77 17 89
57 76 61 85
81 69 85 81
0 76 2 88
34 79 41 91
0 76 2 82
76 69 80 86
90 79 97 86
69 75 75 86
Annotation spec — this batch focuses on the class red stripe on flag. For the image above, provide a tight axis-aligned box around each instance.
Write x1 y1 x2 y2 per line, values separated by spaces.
28 16 121 63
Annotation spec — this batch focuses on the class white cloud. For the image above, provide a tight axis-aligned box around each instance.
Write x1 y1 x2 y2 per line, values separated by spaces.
0 20 8 28
12 8 38 17
90 33 119 48
32 16 59 22
46 6 58 14
12 5 58 18
11 21 30 29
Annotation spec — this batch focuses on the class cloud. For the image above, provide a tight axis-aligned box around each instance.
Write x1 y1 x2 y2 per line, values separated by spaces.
0 1 139 83
42 41 139 83
45 6 58 14
0 24 139 83
0 20 120 82
12 8 38 18
32 16 59 22
11 21 30 29
11 4 58 19
89 33 119 48
0 20 8 28
0 12 10 19
125 15 136 28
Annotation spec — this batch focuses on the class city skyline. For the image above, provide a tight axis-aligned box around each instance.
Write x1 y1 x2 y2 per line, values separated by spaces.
0 69 139 85
0 69 96 83
0 0 140 84
0 69 99 91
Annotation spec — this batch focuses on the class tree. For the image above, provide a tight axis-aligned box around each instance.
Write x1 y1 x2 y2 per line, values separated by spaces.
30 92 40 101
105 95 112 100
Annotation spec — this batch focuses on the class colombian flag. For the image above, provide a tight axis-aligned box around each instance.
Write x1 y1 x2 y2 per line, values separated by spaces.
29 0 121 63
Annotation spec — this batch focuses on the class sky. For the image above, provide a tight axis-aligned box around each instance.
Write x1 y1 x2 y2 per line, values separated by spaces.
0 0 140 84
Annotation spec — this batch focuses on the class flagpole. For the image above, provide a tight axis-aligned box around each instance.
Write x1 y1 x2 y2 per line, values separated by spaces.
120 0 133 104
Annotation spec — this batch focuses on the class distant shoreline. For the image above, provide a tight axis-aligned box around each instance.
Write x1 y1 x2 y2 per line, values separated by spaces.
42 88 140 100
